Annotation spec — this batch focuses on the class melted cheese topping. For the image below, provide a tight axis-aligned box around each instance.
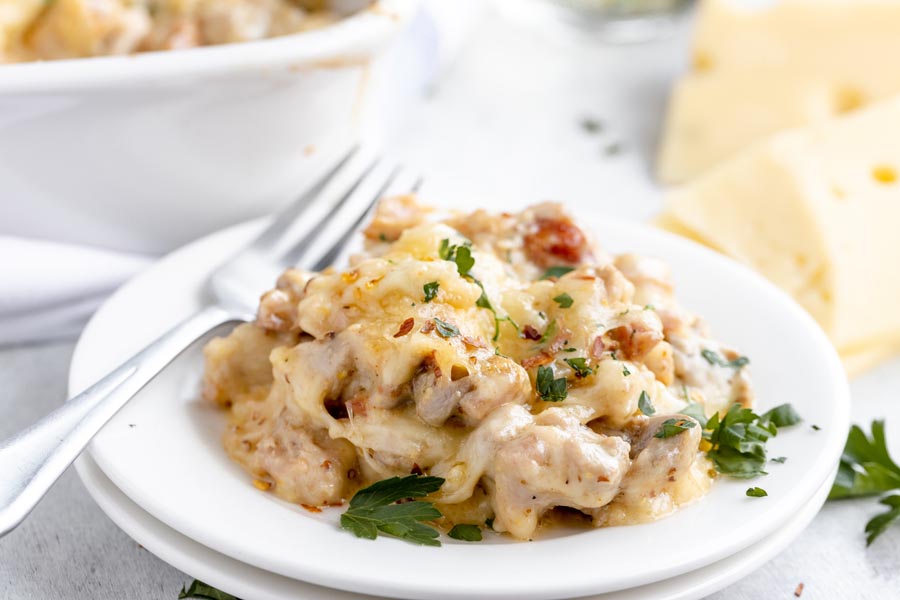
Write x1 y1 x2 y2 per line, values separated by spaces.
0 0 335 63
203 199 755 539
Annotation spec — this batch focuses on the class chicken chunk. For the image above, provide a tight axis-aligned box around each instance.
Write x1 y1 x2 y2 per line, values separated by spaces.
492 408 631 539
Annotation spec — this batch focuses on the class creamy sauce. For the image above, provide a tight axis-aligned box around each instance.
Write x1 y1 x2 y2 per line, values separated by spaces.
203 198 755 540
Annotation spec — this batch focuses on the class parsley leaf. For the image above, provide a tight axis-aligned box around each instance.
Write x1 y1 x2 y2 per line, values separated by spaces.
438 239 474 277
448 524 483 542
454 246 475 278
341 475 445 546
638 390 655 416
622 364 631 376
654 418 696 438
771 456 788 464
536 365 567 402
746 487 768 498
830 421 900 500
701 349 750 369
563 357 592 378
760 403 802 428
540 266 574 280
179 581 240 600
433 318 460 338
553 293 574 308
866 495 900 546
423 281 440 303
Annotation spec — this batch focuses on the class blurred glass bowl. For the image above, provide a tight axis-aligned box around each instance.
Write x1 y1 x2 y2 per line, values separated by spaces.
495 0 692 43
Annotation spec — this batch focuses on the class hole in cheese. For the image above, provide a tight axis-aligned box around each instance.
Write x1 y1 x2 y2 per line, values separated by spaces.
692 51 713 72
834 86 866 115
872 165 897 185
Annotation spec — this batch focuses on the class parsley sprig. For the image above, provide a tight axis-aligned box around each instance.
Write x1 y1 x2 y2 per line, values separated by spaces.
829 421 900 546
340 475 446 546
687 402 800 478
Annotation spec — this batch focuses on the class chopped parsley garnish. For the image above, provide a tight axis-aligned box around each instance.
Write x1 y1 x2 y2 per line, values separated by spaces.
812 424 821 431
563 347 577 352
536 365 567 402
563 357 592 378
580 117 603 134
433 318 459 338
553 293 574 308
378 233 388 242
638 391 655 416
439 238 474 277
448 524 483 542
622 364 631 377
540 266 574 280
696 403 802 479
746 487 768 498
704 405 775 478
644 304 655 311
340 475 445 546
423 281 440 303
701 349 750 369
178 580 240 600
771 456 788 464
654 418 696 439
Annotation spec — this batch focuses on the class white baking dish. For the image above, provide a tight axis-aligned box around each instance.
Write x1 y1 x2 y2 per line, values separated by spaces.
0 0 417 254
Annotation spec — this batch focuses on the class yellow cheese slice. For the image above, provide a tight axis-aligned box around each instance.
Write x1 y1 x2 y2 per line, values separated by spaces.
657 68 900 183
690 0 900 76
660 97 900 371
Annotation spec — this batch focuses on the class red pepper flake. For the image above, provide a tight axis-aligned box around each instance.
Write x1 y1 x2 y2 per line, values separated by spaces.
522 325 542 341
420 320 435 334
394 317 415 337
794 583 804 597
410 463 423 475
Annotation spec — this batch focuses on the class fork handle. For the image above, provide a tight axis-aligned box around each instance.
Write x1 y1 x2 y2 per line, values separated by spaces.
0 305 243 538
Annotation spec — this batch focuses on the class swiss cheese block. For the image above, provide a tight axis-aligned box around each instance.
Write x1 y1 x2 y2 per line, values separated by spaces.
690 0 900 75
658 68 900 183
660 97 900 366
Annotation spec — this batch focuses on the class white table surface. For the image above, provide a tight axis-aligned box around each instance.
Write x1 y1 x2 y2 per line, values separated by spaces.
2 4 900 599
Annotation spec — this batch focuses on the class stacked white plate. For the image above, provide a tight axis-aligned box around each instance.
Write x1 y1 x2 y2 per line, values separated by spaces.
70 215 851 600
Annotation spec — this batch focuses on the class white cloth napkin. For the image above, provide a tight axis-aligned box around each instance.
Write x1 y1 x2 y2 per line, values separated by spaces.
0 237 151 345
0 1 479 347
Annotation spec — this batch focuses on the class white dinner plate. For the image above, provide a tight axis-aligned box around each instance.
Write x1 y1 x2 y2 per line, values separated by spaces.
69 214 851 600
75 453 834 600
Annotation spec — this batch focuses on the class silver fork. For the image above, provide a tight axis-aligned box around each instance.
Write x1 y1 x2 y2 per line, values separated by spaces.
0 147 414 538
